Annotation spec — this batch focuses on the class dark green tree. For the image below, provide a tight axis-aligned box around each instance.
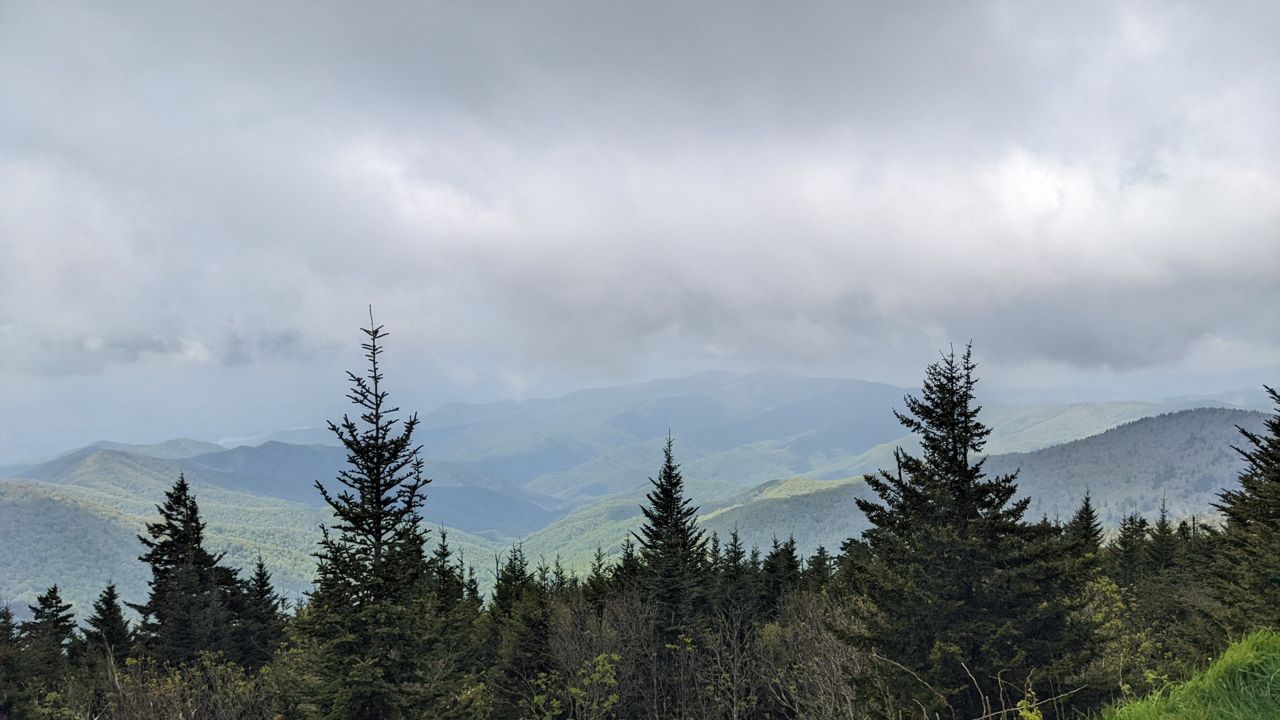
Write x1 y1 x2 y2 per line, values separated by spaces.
81 583 132 668
1064 493 1104 567
488 545 552 719
1213 386 1280 632
761 536 801 615
234 558 284 670
802 545 834 592
634 435 707 640
298 316 437 720
0 605 20 716
849 345 1076 716
21 585 77 683
130 474 238 665
1108 512 1151 589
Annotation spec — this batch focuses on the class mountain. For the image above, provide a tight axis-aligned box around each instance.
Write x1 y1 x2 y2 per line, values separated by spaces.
2 369 1270 615
986 407 1268 524
519 407 1268 572
0 448 502 617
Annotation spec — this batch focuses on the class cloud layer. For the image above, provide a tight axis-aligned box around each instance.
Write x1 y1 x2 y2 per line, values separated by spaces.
2 0 1278 456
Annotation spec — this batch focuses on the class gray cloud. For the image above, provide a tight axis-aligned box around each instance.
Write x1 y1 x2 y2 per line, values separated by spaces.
1 0 1278 457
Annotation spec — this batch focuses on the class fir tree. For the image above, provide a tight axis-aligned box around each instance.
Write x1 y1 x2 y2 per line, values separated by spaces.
634 435 707 640
0 605 20 716
802 545 834 592
298 316 437 720
235 557 284 670
761 536 801 614
131 474 238 665
427 529 466 613
611 537 643 592
1213 385 1280 631
1064 493 1104 563
1109 513 1150 589
81 583 132 668
489 545 553 719
21 586 76 682
850 345 1076 716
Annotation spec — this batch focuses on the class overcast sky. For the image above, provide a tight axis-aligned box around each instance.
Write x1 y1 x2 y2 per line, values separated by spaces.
1 0 1278 461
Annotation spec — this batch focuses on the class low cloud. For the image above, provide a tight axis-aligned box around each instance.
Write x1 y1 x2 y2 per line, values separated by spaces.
0 0 1276 421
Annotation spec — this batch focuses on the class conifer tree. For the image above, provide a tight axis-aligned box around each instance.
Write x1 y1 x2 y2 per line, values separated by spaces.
489 545 553 719
234 558 284 670
298 316 436 720
1064 493 1104 563
131 474 238 664
21 586 76 682
611 537 643 592
634 435 707 640
0 605 20 716
81 583 132 668
849 345 1076 716
761 536 801 614
712 528 751 613
1213 385 1280 631
584 546 612 614
802 545 834 592
1108 513 1150 589
427 530 466 613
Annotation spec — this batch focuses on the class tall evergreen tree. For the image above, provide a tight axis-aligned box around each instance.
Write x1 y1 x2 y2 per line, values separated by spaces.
1213 385 1280 631
234 558 284 670
1064 493 1104 564
849 345 1076 716
489 545 553 720
81 583 132 667
802 545 834 592
760 536 801 615
634 435 707 640
130 475 238 665
298 316 436 720
21 586 77 683
0 605 20 716
1108 513 1151 589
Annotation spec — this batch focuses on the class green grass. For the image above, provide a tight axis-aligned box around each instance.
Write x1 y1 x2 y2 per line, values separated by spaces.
1105 629 1280 719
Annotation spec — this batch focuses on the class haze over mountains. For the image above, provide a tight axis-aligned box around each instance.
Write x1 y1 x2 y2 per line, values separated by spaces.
1 369 1269 616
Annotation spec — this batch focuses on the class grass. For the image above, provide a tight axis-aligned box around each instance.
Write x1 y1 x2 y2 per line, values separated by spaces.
1105 629 1280 719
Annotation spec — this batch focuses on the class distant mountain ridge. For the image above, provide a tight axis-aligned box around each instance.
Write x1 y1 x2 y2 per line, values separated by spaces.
1 369 1269 616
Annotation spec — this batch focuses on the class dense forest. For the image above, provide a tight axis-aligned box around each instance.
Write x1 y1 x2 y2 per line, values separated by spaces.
2 324 1278 720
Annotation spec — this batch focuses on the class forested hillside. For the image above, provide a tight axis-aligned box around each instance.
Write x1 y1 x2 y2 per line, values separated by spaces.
0 399 1264 615
3 326 1278 720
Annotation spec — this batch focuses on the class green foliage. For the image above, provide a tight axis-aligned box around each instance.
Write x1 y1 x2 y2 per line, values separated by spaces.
130 474 244 665
635 436 708 641
294 318 441 719
1213 386 1280 633
848 345 1078 717
79 582 133 667
1105 629 1280 720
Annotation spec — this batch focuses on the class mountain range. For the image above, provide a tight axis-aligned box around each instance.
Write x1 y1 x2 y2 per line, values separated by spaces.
1 369 1270 616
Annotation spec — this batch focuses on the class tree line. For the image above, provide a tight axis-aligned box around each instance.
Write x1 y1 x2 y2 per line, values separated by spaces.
2 324 1278 719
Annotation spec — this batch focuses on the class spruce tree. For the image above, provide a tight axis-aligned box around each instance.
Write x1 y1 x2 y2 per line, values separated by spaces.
0 605 20 716
634 435 707 640
761 536 801 615
1213 385 1280 631
850 345 1075 716
21 586 77 682
131 474 238 665
234 558 284 670
489 546 553 719
299 316 436 720
802 545 834 592
1108 513 1151 589
82 583 132 667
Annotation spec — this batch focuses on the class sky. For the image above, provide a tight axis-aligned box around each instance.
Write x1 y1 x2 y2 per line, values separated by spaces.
1 0 1278 462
